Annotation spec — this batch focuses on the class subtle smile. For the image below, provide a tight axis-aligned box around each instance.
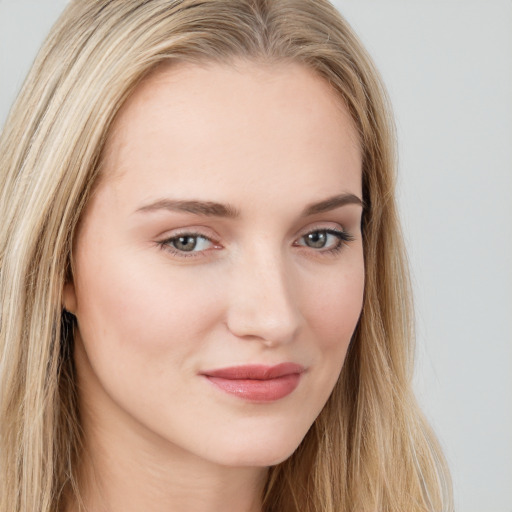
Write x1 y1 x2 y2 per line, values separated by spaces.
201 363 305 402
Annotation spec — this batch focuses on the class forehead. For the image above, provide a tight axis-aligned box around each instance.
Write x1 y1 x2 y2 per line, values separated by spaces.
99 59 362 206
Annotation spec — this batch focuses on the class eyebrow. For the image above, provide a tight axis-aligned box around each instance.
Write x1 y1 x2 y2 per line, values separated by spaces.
135 193 364 218
136 199 240 217
302 193 365 216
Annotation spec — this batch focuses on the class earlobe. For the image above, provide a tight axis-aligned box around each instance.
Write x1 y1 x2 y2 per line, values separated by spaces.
62 281 78 315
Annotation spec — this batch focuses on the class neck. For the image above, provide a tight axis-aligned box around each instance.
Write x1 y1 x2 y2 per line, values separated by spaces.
68 415 267 512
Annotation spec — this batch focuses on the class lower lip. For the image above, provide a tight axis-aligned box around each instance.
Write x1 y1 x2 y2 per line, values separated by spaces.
205 373 301 402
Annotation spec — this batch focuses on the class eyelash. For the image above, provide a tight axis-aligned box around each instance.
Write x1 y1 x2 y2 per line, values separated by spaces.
158 228 355 259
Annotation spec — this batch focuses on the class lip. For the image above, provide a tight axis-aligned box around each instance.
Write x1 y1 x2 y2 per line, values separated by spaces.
201 363 305 402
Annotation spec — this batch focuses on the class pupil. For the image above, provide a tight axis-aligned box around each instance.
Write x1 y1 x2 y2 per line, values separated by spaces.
307 231 326 248
175 236 197 251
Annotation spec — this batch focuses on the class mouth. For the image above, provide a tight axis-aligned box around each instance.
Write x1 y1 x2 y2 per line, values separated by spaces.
201 363 305 402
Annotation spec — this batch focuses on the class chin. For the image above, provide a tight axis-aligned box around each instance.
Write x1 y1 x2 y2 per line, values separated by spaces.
204 425 309 468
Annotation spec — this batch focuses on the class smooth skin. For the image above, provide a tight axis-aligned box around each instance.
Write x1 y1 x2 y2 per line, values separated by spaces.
63 60 364 512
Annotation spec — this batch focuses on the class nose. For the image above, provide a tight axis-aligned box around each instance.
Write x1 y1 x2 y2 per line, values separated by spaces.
225 248 302 347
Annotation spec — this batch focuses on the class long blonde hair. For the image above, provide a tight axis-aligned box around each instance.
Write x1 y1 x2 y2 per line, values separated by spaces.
0 1 452 511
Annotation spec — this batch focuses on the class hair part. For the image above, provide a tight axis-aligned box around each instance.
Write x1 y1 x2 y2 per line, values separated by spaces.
0 1 453 511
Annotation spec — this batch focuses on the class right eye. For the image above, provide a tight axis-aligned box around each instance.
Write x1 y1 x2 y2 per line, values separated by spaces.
159 233 217 257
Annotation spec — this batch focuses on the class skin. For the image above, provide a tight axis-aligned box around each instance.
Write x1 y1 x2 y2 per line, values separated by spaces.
63 60 364 512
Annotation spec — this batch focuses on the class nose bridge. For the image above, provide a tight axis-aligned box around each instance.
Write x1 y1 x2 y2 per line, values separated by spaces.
226 242 301 346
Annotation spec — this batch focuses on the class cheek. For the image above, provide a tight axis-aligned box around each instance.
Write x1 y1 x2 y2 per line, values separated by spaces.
303 258 365 353
291 254 364 424
73 243 223 365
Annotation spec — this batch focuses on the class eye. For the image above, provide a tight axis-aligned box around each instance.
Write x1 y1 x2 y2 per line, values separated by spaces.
295 228 354 253
160 233 216 255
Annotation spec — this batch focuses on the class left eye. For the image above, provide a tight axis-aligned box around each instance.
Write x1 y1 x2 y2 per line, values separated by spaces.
165 234 213 252
296 229 350 250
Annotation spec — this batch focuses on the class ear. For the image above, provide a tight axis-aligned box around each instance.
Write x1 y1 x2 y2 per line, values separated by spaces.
63 280 78 315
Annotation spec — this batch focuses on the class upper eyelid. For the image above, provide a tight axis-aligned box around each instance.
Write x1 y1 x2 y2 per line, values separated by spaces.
295 222 351 240
159 223 348 241
161 232 218 248
159 228 218 242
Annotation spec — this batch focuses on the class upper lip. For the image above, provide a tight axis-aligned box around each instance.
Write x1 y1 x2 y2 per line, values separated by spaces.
201 363 305 380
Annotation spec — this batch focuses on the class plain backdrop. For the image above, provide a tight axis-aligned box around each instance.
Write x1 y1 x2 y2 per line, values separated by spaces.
1 1 511 511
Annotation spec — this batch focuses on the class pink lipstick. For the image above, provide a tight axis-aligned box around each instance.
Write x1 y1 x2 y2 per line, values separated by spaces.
201 363 304 402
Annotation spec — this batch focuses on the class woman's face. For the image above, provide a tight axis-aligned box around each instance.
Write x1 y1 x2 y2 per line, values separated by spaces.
64 61 364 468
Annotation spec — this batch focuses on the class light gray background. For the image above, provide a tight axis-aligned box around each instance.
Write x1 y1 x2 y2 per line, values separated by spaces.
1 1 511 511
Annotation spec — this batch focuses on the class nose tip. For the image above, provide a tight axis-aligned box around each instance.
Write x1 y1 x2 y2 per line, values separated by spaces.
225 256 301 347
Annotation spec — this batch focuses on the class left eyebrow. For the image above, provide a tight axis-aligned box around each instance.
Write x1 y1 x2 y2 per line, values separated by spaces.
301 193 365 216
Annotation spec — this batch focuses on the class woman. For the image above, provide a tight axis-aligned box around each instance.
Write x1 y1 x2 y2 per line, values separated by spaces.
0 1 452 511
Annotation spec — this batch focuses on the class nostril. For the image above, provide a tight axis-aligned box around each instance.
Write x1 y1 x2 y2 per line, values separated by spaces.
225 299 300 347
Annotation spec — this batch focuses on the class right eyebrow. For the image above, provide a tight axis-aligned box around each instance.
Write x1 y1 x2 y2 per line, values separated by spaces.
135 199 241 218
